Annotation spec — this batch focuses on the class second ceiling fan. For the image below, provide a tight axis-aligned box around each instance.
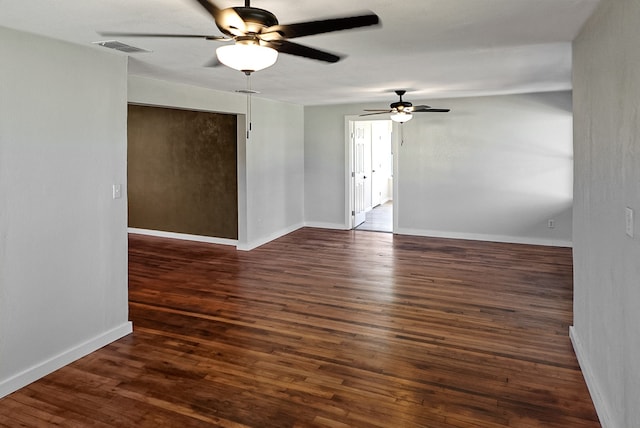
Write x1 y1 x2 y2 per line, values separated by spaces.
100 0 380 74
361 90 450 123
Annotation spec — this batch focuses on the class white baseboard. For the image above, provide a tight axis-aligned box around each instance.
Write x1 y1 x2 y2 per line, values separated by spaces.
303 221 350 231
128 228 238 247
236 222 305 251
130 225 310 251
0 322 133 399
569 326 613 428
394 227 573 248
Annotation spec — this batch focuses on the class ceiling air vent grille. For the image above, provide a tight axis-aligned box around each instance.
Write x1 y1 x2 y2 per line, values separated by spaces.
92 40 151 53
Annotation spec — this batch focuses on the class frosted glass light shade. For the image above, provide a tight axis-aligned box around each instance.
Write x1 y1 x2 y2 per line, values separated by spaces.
216 44 278 73
390 112 413 123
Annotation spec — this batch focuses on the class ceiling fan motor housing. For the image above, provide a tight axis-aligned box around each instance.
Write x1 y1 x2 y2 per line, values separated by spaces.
391 90 412 111
390 101 412 111
217 7 279 35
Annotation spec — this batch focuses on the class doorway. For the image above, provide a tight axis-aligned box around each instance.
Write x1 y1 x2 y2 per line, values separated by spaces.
348 120 394 232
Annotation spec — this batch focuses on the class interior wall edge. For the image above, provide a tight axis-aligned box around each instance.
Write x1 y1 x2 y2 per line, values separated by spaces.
236 222 305 251
570 326 614 428
0 322 132 399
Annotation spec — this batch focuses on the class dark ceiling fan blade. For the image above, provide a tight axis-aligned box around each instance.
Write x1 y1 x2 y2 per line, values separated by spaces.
410 105 431 110
217 8 249 36
259 30 284 42
193 0 247 36
263 12 379 39
265 40 342 63
98 31 228 40
363 109 393 112
360 111 390 117
414 108 451 113
193 0 221 20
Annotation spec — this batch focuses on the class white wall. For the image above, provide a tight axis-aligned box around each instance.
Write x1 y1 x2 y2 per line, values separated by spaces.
305 92 573 246
304 105 352 229
0 27 132 397
571 0 640 426
243 97 304 249
128 76 305 250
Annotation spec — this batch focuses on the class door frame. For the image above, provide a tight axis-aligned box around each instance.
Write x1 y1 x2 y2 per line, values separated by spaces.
344 115 399 231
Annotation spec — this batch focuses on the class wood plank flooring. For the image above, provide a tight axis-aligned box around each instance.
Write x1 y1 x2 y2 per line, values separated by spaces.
0 228 600 427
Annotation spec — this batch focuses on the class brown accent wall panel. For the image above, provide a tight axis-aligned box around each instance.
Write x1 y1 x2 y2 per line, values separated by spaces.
127 104 238 239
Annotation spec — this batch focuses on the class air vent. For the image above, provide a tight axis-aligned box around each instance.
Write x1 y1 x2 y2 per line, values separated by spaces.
92 40 151 54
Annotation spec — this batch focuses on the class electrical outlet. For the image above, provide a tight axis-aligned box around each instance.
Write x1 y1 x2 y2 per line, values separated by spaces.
625 207 634 238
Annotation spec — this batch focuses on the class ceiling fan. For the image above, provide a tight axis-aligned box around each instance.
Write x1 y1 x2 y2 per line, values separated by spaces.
361 90 450 123
99 0 380 74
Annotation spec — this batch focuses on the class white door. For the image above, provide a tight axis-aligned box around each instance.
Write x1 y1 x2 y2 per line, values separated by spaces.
371 121 392 206
363 123 373 212
353 123 367 227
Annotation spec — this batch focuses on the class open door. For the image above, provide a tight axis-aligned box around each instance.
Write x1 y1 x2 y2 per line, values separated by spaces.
348 119 393 231
371 121 392 208
352 122 368 228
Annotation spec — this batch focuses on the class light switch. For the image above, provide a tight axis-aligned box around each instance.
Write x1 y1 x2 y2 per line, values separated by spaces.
112 184 122 199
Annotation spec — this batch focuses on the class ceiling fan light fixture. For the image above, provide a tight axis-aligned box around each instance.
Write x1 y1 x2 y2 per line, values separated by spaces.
390 112 413 123
216 42 278 74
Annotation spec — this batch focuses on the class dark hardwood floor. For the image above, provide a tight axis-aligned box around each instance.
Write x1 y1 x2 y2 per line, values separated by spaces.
0 228 600 427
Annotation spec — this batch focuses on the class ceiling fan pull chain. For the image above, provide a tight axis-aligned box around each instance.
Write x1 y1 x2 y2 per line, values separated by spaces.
246 74 252 139
246 94 250 139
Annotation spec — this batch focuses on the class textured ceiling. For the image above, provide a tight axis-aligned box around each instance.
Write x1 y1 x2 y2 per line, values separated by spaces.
0 0 600 105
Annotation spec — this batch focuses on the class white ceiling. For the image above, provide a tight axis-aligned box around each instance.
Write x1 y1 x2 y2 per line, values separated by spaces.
0 0 600 105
